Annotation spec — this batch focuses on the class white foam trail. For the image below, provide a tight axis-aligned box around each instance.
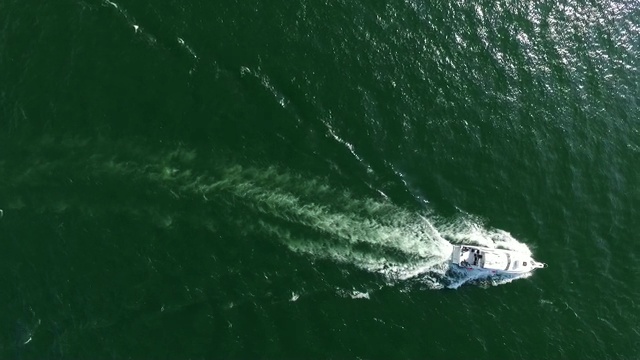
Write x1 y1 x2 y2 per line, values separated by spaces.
87 157 459 283
198 166 454 272
257 219 451 282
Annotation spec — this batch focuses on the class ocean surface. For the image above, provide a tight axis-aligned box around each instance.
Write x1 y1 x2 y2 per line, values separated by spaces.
1 0 639 358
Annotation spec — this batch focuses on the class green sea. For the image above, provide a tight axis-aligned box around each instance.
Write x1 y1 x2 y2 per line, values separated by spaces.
1 0 639 358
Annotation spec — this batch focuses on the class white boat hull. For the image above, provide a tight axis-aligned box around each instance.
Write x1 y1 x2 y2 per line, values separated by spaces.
451 245 546 275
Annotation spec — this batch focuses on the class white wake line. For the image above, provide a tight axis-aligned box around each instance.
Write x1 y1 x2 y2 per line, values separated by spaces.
324 122 376 177
101 0 198 63
240 66 289 108
325 122 361 161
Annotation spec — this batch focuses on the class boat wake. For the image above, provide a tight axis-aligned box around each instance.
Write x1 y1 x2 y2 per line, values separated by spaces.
187 165 536 289
2 138 537 289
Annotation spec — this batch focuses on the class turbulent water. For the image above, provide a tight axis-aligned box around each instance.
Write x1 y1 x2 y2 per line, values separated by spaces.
1 0 639 358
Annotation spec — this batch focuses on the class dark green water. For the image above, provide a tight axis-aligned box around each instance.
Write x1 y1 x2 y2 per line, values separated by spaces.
1 0 639 358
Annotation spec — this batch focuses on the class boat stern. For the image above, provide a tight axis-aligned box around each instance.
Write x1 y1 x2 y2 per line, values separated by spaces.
451 245 462 265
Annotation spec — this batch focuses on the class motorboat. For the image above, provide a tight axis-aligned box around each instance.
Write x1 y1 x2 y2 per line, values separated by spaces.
451 245 546 275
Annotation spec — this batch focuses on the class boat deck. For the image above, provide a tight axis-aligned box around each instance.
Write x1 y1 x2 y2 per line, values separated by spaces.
458 246 483 267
